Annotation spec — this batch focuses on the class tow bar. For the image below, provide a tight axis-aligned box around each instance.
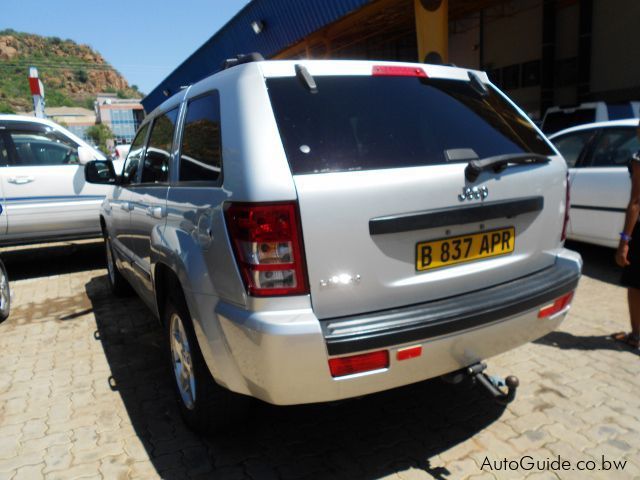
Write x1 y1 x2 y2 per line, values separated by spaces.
467 362 519 405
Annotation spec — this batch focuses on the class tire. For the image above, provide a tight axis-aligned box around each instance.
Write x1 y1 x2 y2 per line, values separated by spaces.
165 290 248 435
104 236 132 296
0 260 10 322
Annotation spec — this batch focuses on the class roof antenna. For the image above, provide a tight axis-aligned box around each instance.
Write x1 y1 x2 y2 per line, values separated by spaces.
295 64 318 93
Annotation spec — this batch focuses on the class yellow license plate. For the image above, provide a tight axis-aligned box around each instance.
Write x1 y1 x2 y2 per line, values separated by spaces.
416 227 515 271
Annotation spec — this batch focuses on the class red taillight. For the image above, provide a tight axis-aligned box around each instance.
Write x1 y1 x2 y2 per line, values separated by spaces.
224 202 309 296
561 172 570 241
538 291 574 318
329 350 389 377
372 65 427 78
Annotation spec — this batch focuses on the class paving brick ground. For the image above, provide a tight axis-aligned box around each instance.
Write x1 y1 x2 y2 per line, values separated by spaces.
0 240 639 480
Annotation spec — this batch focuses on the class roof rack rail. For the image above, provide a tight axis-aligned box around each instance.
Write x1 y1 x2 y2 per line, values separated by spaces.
223 52 265 70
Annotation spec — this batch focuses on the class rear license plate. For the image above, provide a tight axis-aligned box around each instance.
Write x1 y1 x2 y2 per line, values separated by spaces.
416 227 515 271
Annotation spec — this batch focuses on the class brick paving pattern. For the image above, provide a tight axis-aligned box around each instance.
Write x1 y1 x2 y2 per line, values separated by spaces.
0 240 639 479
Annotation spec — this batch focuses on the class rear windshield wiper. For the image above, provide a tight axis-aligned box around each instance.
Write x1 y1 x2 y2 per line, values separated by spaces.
465 153 551 182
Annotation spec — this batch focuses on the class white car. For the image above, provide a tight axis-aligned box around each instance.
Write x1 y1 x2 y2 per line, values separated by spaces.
110 144 130 174
549 119 639 248
541 102 640 135
0 115 109 246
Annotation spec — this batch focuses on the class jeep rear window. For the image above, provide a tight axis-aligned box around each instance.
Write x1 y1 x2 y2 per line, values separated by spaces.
266 76 554 175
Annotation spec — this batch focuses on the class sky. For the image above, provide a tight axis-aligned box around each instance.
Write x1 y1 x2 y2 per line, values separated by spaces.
0 0 251 95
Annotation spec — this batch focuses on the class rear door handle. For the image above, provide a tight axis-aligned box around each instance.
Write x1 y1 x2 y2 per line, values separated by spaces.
8 176 34 184
120 202 134 212
146 206 166 219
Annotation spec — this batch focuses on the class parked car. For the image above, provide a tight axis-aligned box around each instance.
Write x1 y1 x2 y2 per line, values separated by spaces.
541 101 640 135
110 144 130 174
0 257 9 322
85 59 582 432
0 115 108 246
549 119 639 248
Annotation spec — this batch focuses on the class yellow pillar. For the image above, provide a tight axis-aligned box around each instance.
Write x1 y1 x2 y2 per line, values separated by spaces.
414 0 448 64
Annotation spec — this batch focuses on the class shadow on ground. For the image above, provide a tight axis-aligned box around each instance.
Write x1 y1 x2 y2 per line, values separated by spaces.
535 330 639 357
564 240 621 285
1 240 105 281
84 275 507 480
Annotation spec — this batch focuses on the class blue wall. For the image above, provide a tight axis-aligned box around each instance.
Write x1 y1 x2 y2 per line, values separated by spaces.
142 0 372 112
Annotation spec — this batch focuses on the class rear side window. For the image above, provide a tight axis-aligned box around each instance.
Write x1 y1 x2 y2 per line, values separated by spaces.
267 76 554 175
7 127 80 166
607 103 633 120
551 130 594 167
587 127 640 167
141 108 179 183
122 123 149 184
179 92 222 183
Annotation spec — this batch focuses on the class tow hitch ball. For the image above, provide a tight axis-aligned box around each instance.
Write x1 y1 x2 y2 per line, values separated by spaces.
467 362 519 405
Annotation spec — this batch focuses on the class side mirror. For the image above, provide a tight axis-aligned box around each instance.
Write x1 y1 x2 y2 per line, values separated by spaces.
84 160 117 184
78 145 98 165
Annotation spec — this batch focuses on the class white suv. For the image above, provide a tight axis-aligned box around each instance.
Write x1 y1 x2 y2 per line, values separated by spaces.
0 115 108 246
85 59 582 433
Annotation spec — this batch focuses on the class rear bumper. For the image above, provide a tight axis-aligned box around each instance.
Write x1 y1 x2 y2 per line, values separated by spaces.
204 249 581 405
323 250 581 355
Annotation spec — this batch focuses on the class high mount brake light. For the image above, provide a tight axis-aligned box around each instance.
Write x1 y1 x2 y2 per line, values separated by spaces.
225 202 309 296
372 65 428 78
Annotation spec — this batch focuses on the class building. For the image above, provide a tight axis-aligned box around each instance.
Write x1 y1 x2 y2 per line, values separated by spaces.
27 106 96 144
95 93 145 144
143 0 640 121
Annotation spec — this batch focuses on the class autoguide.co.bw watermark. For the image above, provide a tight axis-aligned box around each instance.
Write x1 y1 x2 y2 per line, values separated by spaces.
481 455 627 472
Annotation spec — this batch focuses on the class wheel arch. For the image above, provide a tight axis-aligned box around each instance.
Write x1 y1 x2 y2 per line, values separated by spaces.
99 215 107 237
153 262 183 326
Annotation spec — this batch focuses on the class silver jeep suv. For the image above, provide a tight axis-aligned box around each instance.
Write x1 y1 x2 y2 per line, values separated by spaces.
85 59 581 432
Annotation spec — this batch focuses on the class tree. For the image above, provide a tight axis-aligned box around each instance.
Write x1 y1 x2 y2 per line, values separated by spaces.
75 69 88 83
86 123 114 155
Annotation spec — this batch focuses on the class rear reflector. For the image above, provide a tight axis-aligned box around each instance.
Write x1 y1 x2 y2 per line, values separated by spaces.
561 172 570 241
538 291 574 318
372 65 427 78
396 345 422 361
225 202 309 296
329 350 389 377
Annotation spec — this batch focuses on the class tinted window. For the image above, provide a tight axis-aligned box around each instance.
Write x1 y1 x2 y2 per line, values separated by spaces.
179 93 222 182
8 127 80 166
587 127 640 167
141 109 178 184
122 124 149 184
551 130 594 168
542 109 596 134
267 76 554 175
0 135 8 165
607 103 633 120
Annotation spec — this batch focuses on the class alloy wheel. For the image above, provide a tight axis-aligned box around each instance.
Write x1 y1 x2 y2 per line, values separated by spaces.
105 238 115 285
0 264 8 319
170 313 196 410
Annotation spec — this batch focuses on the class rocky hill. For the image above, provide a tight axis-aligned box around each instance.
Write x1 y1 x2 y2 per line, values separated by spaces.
0 30 142 113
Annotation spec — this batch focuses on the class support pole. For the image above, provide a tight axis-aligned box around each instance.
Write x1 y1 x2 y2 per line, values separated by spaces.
414 0 448 64
577 0 593 102
540 0 556 116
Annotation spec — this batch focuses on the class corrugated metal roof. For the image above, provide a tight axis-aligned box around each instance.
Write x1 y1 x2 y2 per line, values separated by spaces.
142 0 373 112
